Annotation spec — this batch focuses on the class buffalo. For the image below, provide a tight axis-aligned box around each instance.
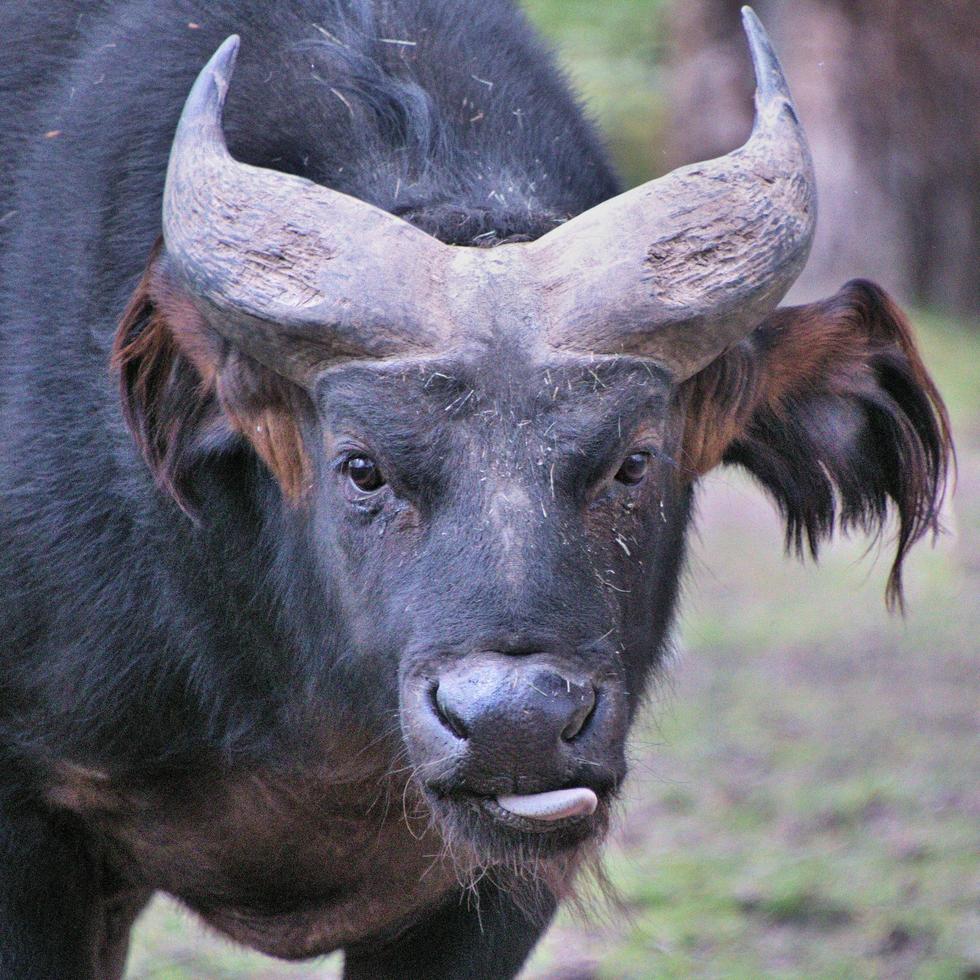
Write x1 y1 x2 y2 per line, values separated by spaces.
0 1 951 977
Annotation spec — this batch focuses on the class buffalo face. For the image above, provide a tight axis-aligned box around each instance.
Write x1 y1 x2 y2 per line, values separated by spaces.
310 352 687 856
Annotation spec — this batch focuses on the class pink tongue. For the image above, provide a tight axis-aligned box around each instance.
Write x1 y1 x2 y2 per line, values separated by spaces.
496 787 598 821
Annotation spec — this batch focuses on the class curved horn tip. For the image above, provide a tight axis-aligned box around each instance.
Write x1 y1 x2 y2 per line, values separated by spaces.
203 34 241 103
182 34 241 122
740 7 797 118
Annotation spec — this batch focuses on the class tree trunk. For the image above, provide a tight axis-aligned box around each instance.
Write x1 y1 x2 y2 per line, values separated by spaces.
665 0 979 316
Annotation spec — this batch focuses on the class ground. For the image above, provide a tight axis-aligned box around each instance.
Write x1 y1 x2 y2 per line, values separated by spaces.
124 310 978 979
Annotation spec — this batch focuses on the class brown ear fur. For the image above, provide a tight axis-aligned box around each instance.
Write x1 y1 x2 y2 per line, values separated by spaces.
679 279 953 610
113 239 311 511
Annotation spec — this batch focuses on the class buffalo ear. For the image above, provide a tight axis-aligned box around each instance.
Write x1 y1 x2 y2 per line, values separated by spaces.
679 279 953 610
113 239 312 512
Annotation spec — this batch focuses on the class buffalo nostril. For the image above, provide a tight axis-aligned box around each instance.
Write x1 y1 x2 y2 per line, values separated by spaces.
561 683 597 742
432 683 468 740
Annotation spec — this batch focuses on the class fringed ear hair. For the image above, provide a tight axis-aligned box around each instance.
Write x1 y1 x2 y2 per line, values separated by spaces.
114 239 312 512
679 280 953 610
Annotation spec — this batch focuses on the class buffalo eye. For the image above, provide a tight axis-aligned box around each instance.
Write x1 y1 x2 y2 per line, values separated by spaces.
615 452 650 486
344 455 386 494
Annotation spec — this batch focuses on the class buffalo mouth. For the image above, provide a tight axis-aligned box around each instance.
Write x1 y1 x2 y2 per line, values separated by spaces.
423 784 611 858
493 786 598 823
480 790 598 834
400 647 627 855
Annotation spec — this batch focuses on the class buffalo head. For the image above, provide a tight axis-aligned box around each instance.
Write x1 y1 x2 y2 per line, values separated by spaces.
155 10 811 854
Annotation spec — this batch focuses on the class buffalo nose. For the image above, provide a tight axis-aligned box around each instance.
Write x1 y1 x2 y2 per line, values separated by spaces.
406 651 627 799
434 665 596 746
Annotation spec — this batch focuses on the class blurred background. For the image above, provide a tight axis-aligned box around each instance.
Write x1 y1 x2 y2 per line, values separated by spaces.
127 1 978 976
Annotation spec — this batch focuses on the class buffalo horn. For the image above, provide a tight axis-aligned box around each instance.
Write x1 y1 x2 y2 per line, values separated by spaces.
164 9 814 389
162 35 450 388
531 6 817 381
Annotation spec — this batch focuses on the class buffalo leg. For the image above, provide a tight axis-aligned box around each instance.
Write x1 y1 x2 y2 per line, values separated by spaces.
343 880 556 980
0 791 138 979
